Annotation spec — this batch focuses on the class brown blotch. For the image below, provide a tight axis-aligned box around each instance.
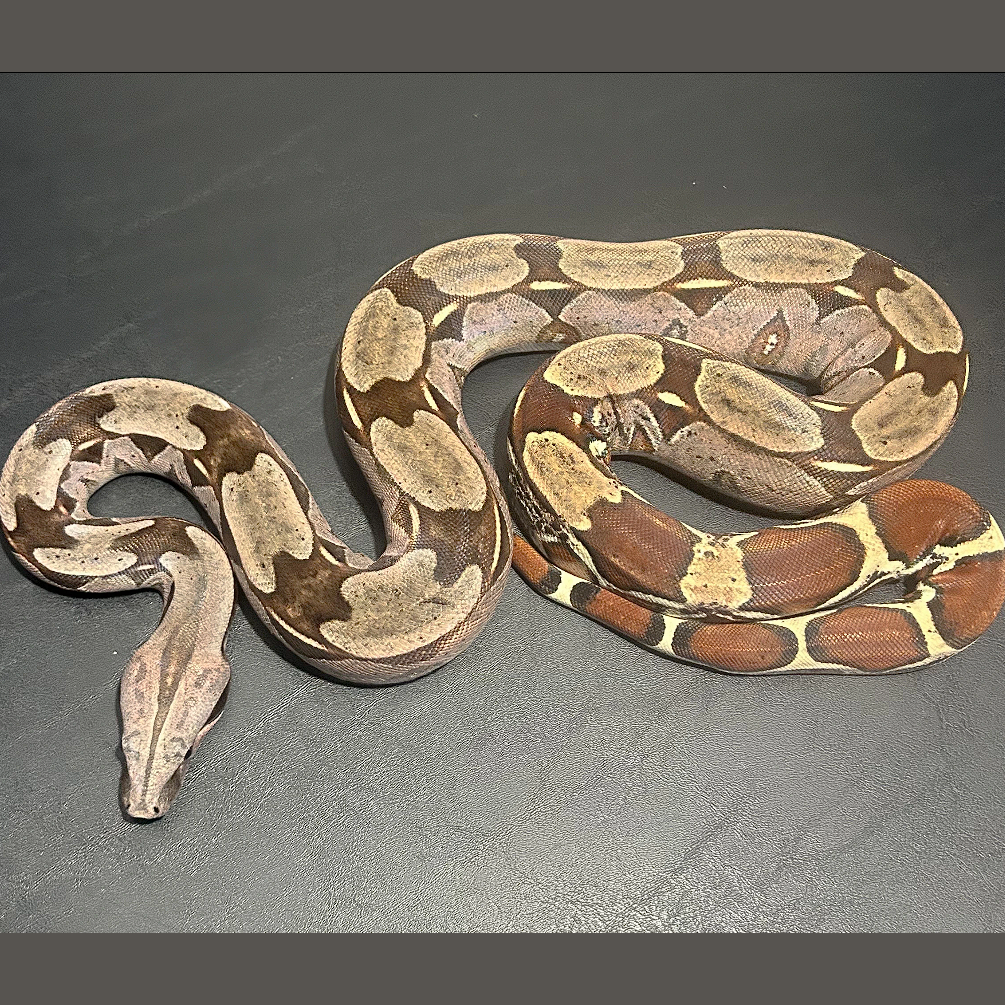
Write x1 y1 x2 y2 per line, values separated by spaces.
918 351 968 397
266 548 353 626
928 555 1005 648
584 493 698 604
511 534 552 590
514 235 564 277
676 621 799 673
805 606 927 671
741 523 866 616
666 285 734 317
519 285 580 317
581 586 662 644
410 503 501 585
540 539 594 582
511 373 581 443
866 480 984 563
36 390 116 445
539 317 581 343
847 250 906 302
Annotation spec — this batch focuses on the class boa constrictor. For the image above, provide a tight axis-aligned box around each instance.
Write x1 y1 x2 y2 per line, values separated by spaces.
3 230 1004 819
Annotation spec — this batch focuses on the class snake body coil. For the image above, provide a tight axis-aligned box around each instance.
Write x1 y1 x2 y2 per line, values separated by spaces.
3 230 1003 818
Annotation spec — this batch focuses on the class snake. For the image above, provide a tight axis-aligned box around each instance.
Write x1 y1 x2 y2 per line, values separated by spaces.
3 230 1004 820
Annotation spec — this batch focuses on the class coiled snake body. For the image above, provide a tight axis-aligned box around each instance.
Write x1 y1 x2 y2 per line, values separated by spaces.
3 230 1004 818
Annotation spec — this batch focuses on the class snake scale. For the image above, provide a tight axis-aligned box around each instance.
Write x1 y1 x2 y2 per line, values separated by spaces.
3 230 1004 819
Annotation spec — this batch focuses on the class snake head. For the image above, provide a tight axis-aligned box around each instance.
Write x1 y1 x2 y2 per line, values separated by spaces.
117 525 235 820
119 752 184 821
118 642 231 820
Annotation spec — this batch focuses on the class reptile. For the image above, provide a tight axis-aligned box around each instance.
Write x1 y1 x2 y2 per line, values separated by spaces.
3 230 1002 818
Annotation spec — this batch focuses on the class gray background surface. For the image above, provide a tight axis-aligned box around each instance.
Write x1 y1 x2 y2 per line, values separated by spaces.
1 73 1003 932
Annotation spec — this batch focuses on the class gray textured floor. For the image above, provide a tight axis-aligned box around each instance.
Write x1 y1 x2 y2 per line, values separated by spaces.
1 73 1004 932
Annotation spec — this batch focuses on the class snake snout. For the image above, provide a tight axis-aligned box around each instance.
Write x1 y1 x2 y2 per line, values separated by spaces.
119 764 183 821
123 798 165 821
